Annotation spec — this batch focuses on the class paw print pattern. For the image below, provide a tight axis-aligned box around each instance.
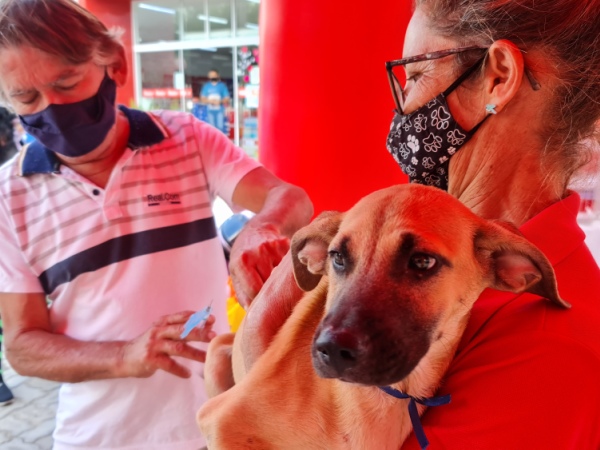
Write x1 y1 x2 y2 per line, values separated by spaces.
430 107 451 130
405 165 417 177
422 157 435 170
447 129 466 146
407 135 420 153
423 133 442 152
424 174 441 186
386 95 476 191
399 143 410 159
413 114 427 133
393 115 409 132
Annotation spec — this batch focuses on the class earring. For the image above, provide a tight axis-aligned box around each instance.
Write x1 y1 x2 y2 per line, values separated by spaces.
485 104 498 115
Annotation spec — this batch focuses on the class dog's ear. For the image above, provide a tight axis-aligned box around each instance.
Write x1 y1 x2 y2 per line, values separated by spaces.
476 221 571 308
291 211 343 291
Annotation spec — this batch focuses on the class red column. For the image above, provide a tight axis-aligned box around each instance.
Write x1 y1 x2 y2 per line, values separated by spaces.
258 1 411 215
79 0 135 108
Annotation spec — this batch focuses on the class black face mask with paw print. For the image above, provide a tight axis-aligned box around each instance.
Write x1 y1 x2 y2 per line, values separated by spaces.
386 59 488 191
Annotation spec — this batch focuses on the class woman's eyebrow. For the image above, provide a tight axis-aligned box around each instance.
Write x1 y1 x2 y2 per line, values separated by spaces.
9 68 82 96
52 68 81 83
9 87 36 97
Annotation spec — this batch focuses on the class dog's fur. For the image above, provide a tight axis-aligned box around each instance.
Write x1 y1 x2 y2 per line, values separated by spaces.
198 184 569 450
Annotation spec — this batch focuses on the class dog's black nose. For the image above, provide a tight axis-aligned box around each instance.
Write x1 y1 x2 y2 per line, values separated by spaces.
313 328 359 376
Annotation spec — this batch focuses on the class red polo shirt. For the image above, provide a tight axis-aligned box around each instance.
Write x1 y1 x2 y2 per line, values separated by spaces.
402 192 600 449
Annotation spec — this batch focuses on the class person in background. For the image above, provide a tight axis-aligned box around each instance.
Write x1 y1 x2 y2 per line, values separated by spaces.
200 69 230 134
0 317 13 406
235 0 600 448
0 1 312 449
190 95 207 123
11 116 34 149
0 106 16 164
0 106 16 406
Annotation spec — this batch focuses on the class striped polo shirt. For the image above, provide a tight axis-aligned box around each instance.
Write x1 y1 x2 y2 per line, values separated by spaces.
0 107 261 450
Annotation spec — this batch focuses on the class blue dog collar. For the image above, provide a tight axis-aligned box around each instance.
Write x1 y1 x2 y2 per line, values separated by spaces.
378 385 451 449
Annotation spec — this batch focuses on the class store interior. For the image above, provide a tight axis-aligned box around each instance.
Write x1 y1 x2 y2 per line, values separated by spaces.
134 0 260 156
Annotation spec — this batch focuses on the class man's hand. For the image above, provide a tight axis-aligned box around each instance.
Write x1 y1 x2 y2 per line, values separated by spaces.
227 166 314 308
121 311 216 379
228 223 290 308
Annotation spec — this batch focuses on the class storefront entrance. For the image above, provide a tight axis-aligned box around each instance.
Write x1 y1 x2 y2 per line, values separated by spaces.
133 0 260 158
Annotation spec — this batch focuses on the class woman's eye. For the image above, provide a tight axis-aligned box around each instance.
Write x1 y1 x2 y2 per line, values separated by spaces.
405 72 422 87
11 90 37 105
409 254 436 271
56 84 77 91
20 97 37 105
329 251 344 268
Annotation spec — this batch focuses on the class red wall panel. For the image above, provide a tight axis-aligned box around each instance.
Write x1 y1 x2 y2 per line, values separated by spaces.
258 1 411 215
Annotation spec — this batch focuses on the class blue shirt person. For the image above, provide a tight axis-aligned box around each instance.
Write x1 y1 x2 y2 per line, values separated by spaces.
200 70 230 134
190 96 207 122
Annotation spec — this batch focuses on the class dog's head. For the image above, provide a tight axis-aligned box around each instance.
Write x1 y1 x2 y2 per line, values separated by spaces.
291 184 569 386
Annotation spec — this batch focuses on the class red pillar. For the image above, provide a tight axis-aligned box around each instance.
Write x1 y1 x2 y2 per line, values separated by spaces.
258 1 411 215
79 0 135 108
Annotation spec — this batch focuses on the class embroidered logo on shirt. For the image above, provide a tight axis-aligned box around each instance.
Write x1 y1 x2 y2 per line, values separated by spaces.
147 192 181 206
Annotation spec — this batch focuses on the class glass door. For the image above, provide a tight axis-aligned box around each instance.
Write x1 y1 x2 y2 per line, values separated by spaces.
236 45 259 158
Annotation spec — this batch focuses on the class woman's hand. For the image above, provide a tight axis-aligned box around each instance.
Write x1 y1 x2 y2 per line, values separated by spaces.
120 311 216 379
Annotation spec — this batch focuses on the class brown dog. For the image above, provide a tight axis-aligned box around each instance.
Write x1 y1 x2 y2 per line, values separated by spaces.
197 184 569 449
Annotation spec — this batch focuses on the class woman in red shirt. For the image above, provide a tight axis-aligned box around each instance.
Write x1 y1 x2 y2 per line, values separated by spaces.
239 0 600 448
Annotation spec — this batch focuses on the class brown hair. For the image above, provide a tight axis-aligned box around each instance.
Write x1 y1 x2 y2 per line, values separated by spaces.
0 0 123 66
415 0 600 189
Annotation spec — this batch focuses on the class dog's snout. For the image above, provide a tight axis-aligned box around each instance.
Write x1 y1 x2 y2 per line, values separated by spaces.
313 328 359 377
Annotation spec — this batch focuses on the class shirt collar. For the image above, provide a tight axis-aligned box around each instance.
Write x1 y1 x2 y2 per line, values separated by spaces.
519 191 584 265
18 105 168 176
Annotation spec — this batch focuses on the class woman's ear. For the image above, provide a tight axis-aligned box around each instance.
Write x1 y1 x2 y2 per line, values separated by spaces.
108 45 128 87
483 40 525 113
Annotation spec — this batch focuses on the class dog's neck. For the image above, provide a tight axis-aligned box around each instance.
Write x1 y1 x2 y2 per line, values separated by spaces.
333 308 471 449
394 311 470 399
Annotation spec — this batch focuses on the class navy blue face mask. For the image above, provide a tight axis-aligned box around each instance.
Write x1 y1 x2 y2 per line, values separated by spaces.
19 72 117 158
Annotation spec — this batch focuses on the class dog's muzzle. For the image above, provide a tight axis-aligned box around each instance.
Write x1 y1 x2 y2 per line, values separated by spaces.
311 318 432 386
312 327 359 380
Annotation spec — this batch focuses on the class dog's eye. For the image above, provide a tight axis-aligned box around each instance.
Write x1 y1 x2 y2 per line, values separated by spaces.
409 254 436 271
329 251 345 268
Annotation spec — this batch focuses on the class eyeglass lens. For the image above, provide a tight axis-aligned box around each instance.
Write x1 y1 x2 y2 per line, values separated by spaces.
390 65 408 112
